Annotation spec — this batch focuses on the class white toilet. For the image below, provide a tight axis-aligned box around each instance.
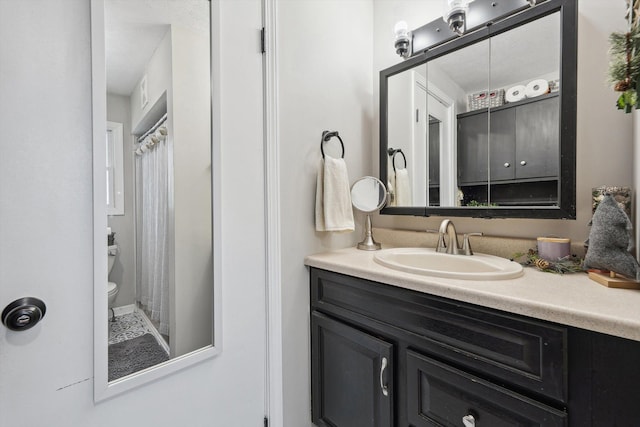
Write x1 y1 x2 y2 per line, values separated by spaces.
107 244 119 310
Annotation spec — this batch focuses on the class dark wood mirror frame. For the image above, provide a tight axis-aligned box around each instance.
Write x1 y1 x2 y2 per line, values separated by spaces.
380 0 577 219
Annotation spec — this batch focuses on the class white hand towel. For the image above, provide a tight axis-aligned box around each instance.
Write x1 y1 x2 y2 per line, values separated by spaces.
394 168 412 206
315 160 326 231
315 157 354 232
387 161 396 206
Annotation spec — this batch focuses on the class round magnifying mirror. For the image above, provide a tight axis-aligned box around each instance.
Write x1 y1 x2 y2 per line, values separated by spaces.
351 177 388 250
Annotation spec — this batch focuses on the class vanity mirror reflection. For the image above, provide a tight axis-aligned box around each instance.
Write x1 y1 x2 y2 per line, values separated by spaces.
380 0 576 219
92 0 218 400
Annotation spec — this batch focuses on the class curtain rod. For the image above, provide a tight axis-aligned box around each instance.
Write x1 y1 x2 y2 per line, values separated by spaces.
137 113 168 142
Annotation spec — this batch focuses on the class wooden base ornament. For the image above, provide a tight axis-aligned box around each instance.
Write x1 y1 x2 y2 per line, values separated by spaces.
588 270 640 289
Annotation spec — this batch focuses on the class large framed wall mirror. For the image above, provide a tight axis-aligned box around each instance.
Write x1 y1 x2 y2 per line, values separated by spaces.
380 0 577 219
92 0 220 400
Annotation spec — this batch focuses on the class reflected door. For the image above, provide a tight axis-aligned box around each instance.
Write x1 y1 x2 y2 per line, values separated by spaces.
413 76 427 206
412 77 454 207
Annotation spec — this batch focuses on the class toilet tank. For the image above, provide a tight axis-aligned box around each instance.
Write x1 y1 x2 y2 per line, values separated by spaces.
107 245 118 274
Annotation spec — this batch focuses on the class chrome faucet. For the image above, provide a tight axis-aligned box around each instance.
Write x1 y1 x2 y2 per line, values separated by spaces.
436 219 483 256
436 219 460 255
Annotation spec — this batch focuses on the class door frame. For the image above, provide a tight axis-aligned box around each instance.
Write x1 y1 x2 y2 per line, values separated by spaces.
263 0 284 425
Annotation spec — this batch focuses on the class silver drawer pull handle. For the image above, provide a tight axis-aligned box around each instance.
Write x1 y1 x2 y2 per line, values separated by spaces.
380 357 389 397
504 162 510 168
520 160 527 166
462 414 475 427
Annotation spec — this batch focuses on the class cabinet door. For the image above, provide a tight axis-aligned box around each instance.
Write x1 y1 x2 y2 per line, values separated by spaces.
457 112 489 185
406 350 566 427
489 108 516 182
515 97 559 180
311 312 393 427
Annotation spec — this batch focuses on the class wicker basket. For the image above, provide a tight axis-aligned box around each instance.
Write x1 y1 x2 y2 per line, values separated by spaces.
468 89 505 111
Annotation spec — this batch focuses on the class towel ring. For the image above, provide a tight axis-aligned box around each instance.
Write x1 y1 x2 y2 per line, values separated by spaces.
388 148 407 172
321 130 345 159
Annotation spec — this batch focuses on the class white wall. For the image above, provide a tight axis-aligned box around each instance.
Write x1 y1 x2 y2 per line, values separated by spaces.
171 23 213 357
130 29 172 132
387 69 414 186
106 93 136 307
0 1 265 425
373 0 634 244
276 1 374 425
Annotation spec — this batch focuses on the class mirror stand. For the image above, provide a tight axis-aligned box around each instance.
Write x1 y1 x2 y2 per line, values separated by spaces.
357 215 381 251
351 176 388 251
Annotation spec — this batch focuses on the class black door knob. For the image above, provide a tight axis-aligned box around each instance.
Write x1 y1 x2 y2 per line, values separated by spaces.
2 297 46 331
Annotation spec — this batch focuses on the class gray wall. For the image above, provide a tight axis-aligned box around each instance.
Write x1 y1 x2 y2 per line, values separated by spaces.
106 93 136 307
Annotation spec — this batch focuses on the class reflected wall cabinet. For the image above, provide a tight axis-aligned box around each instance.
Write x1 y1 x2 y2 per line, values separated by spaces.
310 268 640 426
457 95 559 206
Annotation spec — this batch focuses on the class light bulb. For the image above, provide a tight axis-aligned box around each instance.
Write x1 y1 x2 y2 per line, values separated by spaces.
393 20 411 58
442 0 475 35
394 21 408 38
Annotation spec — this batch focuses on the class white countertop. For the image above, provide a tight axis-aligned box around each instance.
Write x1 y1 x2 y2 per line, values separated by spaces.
305 246 640 342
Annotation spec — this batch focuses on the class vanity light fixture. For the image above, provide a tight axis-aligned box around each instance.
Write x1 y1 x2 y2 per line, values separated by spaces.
394 21 412 58
443 0 476 36
396 0 541 59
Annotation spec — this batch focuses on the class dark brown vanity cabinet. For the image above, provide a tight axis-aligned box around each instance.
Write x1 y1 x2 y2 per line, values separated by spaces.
406 351 565 426
311 312 393 426
457 95 559 186
310 267 640 426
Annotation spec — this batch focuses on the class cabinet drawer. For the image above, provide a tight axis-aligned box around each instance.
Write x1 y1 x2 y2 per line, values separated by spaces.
406 350 567 426
311 268 567 403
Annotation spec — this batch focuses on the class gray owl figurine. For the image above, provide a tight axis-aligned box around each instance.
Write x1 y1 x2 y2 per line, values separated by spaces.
584 194 640 280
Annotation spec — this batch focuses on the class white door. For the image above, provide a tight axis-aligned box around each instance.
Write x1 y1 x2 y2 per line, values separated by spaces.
0 1 266 425
413 79 428 206
413 79 455 207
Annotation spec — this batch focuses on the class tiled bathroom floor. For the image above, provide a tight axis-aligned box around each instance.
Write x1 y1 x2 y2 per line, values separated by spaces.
108 311 154 345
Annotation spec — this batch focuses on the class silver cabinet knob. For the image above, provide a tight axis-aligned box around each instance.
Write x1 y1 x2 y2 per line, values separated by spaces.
503 162 510 168
520 160 527 166
462 414 475 427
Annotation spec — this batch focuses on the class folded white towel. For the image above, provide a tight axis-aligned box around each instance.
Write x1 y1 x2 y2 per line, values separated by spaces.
315 157 354 232
394 168 411 206
387 158 396 206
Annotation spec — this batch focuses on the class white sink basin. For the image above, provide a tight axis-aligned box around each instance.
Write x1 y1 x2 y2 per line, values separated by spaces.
374 247 524 280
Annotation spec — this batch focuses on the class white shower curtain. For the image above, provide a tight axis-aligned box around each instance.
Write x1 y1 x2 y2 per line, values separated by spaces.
136 128 170 336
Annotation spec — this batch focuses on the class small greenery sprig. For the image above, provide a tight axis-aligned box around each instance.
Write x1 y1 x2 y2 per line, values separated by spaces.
608 0 640 112
512 249 584 274
467 200 498 207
